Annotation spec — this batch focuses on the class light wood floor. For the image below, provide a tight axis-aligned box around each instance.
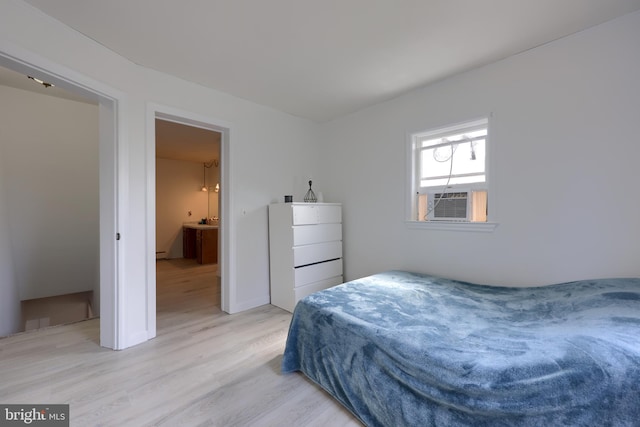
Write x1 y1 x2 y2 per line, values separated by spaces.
0 258 360 426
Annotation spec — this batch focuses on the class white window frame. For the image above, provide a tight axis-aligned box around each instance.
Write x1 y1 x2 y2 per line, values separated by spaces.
406 116 498 232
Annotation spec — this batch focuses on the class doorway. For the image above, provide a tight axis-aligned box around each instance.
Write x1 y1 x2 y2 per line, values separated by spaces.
155 119 222 324
146 106 232 341
0 50 120 348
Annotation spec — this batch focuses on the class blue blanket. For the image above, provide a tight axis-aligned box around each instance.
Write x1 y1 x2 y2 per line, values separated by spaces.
281 271 640 426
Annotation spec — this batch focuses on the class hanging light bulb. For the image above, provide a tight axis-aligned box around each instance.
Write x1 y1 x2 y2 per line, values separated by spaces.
201 163 208 192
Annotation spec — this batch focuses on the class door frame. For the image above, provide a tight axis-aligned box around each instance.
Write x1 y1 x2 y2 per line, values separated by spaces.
146 104 234 339
0 43 124 349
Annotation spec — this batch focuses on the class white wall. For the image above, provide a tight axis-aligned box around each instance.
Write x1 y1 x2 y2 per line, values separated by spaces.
0 142 20 336
320 11 640 287
0 0 320 347
6 0 637 347
156 158 220 259
0 85 99 302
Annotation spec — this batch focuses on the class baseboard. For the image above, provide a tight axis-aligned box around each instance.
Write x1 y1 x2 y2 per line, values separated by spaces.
229 295 271 314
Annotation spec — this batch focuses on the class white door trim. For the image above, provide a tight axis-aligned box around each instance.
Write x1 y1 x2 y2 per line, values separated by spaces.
146 103 235 338
0 41 125 349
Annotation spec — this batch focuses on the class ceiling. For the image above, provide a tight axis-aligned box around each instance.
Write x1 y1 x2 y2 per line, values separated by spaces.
16 1 640 122
0 66 220 163
155 119 220 163
0 65 95 104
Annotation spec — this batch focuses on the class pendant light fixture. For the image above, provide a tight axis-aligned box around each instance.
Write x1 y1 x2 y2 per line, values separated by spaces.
201 162 210 192
201 160 217 192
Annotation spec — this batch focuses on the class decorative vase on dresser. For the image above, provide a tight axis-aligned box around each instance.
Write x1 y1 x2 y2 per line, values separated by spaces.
268 202 343 312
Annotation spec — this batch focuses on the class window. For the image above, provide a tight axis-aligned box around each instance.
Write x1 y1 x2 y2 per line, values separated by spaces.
410 118 490 224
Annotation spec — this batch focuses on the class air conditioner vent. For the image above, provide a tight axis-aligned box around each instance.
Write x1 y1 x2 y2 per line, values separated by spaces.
428 191 469 221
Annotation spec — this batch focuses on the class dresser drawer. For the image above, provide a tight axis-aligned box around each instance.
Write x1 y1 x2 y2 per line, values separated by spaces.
294 258 343 288
293 223 342 246
293 241 342 267
294 276 344 302
293 204 342 225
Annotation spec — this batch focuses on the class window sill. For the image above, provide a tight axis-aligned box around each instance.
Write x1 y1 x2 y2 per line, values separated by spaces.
405 221 499 233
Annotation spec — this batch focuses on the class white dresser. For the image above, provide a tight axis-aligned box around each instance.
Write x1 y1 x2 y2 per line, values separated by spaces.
268 202 343 312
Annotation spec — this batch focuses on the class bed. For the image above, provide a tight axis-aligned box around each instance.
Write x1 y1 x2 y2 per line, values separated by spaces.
281 270 640 426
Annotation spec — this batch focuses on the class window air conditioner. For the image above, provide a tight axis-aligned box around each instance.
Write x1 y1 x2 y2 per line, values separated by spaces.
427 191 470 221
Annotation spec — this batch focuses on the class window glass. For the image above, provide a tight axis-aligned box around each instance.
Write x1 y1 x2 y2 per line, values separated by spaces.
410 118 489 223
418 129 486 188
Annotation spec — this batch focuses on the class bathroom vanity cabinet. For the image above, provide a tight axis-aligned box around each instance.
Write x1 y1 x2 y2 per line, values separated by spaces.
183 224 218 264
